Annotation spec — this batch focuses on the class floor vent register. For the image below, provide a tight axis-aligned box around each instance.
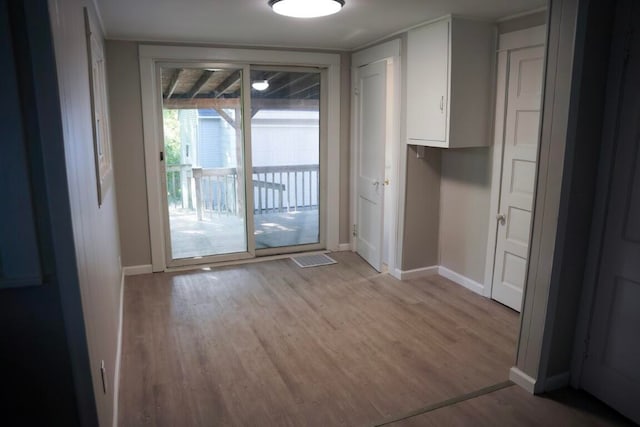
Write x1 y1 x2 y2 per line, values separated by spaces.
290 253 337 268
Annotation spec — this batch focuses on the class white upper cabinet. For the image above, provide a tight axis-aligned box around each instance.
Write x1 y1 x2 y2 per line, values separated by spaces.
407 17 495 148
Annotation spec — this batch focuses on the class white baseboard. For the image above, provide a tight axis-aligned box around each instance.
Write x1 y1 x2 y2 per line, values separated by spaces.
438 266 485 296
510 367 537 394
544 371 570 392
397 265 439 280
123 264 152 276
112 271 125 427
336 243 352 251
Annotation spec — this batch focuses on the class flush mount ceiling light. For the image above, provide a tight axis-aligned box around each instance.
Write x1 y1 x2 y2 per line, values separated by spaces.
269 0 345 18
252 80 270 91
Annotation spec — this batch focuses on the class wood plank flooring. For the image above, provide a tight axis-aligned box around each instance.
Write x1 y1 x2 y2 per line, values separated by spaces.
119 252 520 426
385 384 634 426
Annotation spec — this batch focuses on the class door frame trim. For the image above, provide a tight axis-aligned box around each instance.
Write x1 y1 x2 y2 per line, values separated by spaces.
350 39 402 275
483 25 547 298
139 45 340 272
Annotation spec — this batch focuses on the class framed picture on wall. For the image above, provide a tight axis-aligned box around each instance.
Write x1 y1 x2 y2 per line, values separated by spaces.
84 7 113 206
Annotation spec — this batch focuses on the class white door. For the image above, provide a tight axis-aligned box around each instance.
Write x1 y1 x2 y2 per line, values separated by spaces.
491 46 545 311
581 3 640 420
355 61 387 272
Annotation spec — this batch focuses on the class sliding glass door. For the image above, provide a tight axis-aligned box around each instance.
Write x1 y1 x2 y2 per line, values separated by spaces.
158 64 323 266
160 65 250 264
250 69 321 251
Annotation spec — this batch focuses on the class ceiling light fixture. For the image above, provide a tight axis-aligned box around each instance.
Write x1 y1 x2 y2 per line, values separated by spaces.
252 80 270 91
268 0 345 18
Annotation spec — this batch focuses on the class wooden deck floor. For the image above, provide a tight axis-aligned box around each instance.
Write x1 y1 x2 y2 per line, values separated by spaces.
118 252 625 426
168 209 319 259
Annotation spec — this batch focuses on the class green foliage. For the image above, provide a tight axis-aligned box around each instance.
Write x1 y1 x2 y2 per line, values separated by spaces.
163 109 181 165
163 109 182 205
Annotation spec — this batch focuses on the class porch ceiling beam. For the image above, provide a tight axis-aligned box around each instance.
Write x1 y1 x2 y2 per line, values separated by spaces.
187 70 215 99
288 81 320 98
162 98 319 110
162 98 240 109
164 68 183 99
215 71 241 98
213 108 239 130
251 98 320 110
265 73 312 97
260 71 285 90
267 71 285 82
303 89 319 99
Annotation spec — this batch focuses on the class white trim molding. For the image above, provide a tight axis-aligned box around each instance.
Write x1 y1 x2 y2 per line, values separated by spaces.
510 367 537 394
395 265 439 281
484 49 509 299
514 0 581 397
509 368 569 395
352 39 401 68
393 265 486 296
112 271 125 427
498 25 547 51
497 7 548 23
139 45 341 271
438 266 485 296
122 264 153 276
336 243 352 251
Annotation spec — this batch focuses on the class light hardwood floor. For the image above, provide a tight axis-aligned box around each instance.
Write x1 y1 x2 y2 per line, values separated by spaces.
120 252 519 426
385 384 633 426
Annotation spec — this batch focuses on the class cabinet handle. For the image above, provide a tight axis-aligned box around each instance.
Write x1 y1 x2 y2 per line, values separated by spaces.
440 96 444 112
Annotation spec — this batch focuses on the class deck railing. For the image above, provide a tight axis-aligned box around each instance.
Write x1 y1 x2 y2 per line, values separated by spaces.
252 165 319 215
166 164 319 220
166 164 193 209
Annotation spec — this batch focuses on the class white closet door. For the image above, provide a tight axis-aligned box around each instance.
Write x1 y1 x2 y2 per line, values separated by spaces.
355 61 387 272
491 46 545 312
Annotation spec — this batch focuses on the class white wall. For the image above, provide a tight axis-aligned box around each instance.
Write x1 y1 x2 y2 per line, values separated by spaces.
49 0 123 425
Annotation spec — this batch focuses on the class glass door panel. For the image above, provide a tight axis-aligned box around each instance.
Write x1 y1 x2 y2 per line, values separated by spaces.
160 65 248 261
249 69 321 249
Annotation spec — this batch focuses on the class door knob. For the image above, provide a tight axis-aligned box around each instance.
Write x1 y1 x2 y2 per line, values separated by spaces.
383 179 390 186
497 213 506 224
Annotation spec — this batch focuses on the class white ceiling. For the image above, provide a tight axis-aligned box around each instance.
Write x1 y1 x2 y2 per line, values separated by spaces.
96 0 546 50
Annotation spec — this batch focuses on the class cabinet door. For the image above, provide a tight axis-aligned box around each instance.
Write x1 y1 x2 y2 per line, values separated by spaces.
407 19 449 144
